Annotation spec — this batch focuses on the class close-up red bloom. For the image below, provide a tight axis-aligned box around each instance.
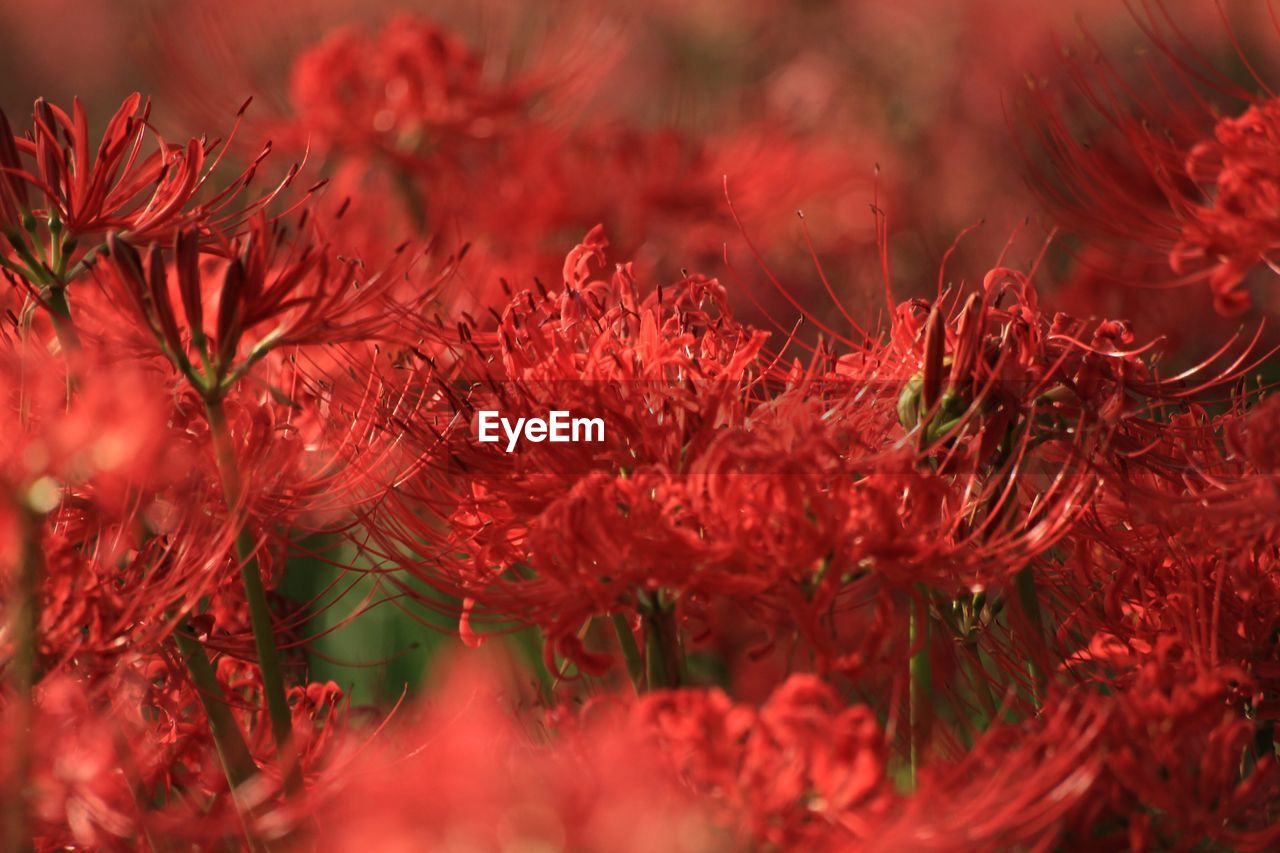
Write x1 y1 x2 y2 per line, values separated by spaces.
4 1 1280 850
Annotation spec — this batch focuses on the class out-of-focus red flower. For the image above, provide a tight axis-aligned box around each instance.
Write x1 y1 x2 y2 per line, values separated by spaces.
878 693 1107 851
1229 392 1280 474
3 676 143 850
1168 99 1280 311
304 653 721 852
0 351 178 509
1098 644 1280 850
640 674 895 848
287 15 528 170
1024 5 1280 314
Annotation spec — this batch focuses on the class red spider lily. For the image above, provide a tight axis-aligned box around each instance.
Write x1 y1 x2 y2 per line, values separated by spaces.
822 274 1109 592
880 246 1267 581
370 221 1256 683
299 653 718 852
366 228 911 679
220 665 349 795
0 354 241 672
41 654 346 848
96 214 446 394
1169 100 1280 308
9 3 1280 848
254 12 878 312
1022 3 1280 314
878 647 1276 850
1 676 145 850
0 351 176 507
1097 646 1280 850
82 218 431 822
88 216 451 537
0 94 293 280
639 674 896 848
286 15 529 172
123 651 262 837
446 122 874 286
1045 245 1243 358
1 658 343 850
86 220 455 820
1218 384 1280 479
1059 507 1280 721
34 511 239 671
0 354 257 847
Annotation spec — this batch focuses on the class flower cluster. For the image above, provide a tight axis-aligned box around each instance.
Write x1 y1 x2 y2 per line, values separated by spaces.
4 3 1280 851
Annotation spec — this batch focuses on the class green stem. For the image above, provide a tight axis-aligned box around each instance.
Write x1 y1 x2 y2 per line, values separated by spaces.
173 628 259 788
172 627 268 852
610 613 645 693
3 509 42 852
908 587 932 790
42 286 81 403
42 286 81 356
203 396 299 793
965 646 999 728
1014 566 1048 707
641 597 684 690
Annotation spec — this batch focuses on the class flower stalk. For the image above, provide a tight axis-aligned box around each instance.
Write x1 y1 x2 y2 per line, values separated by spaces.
203 395 301 793
1014 566 1048 707
640 593 684 690
610 612 645 693
908 587 932 790
172 624 269 852
42 285 81 358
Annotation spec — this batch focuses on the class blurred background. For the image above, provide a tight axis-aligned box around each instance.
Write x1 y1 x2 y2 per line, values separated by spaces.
3 0 1276 706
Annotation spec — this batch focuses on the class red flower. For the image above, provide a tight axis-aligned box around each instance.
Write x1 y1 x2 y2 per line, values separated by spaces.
0 94 286 263
303 653 717 851
286 15 528 171
640 674 895 847
1023 7 1280 314
1168 99 1280 311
